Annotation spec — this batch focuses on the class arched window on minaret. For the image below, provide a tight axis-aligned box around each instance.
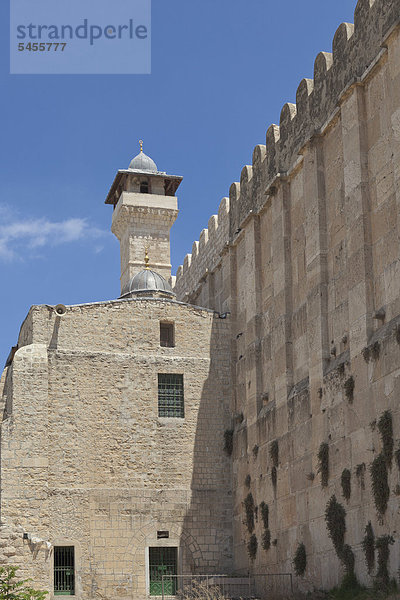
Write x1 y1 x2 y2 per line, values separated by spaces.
140 180 149 194
106 140 183 296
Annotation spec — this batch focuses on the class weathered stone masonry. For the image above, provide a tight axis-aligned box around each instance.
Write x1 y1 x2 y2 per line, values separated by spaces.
0 300 232 598
1 0 400 596
174 0 400 590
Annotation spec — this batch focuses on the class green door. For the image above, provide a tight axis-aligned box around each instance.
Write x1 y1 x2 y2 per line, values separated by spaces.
149 547 177 596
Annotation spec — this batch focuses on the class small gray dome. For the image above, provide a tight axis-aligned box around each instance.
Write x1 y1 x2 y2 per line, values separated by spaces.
129 151 158 173
122 269 175 298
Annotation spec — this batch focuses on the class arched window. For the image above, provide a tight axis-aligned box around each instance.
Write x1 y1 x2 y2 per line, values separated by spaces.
140 180 149 194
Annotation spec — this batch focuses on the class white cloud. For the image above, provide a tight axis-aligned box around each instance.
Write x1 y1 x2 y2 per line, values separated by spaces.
0 205 106 262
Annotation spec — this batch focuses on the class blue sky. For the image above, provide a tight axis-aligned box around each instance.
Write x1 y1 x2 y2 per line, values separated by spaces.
0 0 356 363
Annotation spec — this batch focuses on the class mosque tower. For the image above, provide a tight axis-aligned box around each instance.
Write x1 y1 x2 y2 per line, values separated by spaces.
105 141 183 296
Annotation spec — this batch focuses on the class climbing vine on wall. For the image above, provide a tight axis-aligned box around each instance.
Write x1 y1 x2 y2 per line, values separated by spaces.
260 502 269 529
375 535 394 584
362 346 370 363
341 469 351 501
371 341 380 361
356 463 366 490
293 543 307 577
325 495 346 555
318 442 329 487
262 529 271 551
244 493 255 533
377 410 393 467
362 521 375 575
344 376 355 403
223 429 234 456
370 454 390 518
271 466 277 490
247 534 258 560
341 544 355 574
260 502 271 551
325 496 355 574
270 440 279 467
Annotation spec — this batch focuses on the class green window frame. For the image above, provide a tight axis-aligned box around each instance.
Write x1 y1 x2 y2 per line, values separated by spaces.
54 546 75 595
158 374 184 418
149 547 178 596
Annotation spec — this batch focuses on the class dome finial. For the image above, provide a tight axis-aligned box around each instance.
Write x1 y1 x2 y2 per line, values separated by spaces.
128 144 158 172
144 246 150 269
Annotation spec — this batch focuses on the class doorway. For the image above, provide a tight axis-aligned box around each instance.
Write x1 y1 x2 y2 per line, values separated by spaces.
149 547 178 596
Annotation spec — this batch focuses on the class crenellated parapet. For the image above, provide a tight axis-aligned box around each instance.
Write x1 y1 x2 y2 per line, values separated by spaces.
174 197 230 302
174 0 399 301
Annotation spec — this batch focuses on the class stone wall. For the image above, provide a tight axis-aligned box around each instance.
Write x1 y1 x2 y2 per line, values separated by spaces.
174 0 400 590
0 299 232 599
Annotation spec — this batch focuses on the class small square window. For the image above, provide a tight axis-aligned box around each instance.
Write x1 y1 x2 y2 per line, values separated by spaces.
158 374 184 418
160 322 174 347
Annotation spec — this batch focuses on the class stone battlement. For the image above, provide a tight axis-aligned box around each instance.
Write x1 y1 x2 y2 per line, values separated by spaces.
174 197 230 301
174 0 400 299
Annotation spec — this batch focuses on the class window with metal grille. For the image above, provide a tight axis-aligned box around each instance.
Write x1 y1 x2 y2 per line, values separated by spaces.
160 322 174 347
54 546 75 595
149 547 177 596
140 180 149 193
158 374 184 418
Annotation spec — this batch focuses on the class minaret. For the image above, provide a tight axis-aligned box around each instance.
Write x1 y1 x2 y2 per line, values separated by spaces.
105 142 182 295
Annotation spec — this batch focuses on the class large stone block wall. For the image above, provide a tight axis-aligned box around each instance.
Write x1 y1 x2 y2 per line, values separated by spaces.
173 0 400 590
0 300 233 599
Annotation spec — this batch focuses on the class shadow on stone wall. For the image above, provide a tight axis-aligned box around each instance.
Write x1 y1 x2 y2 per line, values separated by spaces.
179 313 233 575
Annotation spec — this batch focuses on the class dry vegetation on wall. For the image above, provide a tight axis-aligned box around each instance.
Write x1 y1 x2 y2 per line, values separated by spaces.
368 410 395 518
271 466 277 490
177 581 230 600
293 542 307 577
243 492 255 533
375 535 395 585
371 341 381 361
341 469 351 501
370 453 390 518
259 501 271 551
325 496 346 555
325 495 355 575
318 442 329 487
356 463 366 490
362 522 375 575
223 429 233 456
247 534 258 560
344 376 355 403
270 440 279 467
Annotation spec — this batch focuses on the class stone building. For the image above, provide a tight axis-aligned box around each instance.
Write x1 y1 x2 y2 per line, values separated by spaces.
174 0 400 591
0 149 232 598
1 0 400 596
